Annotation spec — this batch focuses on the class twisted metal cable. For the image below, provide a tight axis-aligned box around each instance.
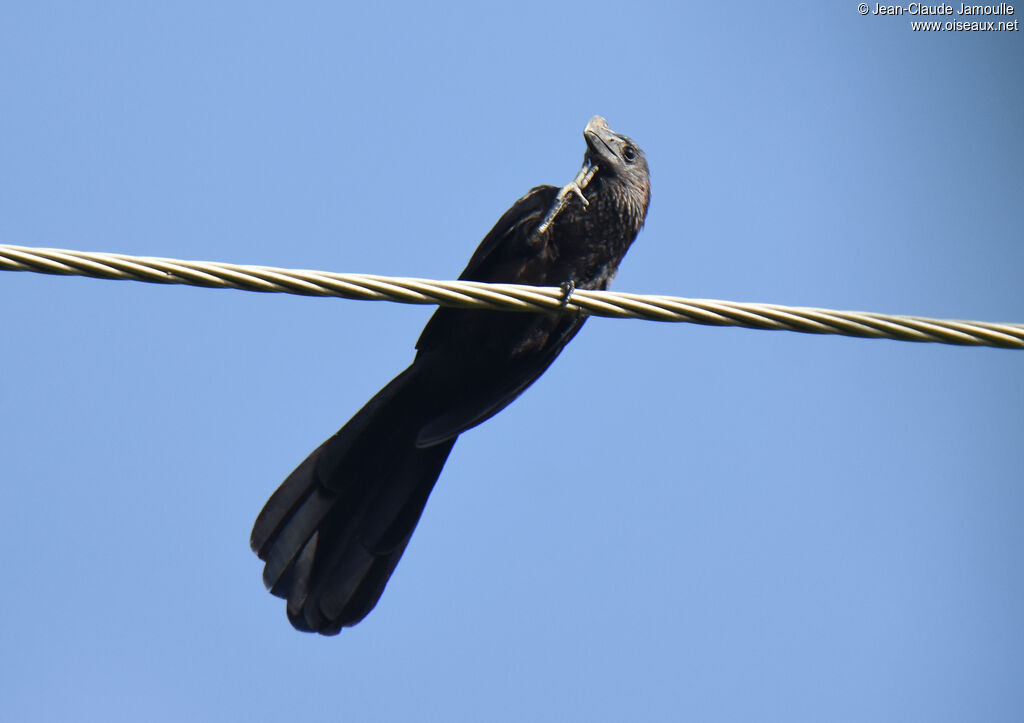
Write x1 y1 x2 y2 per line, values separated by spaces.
1 244 1021 349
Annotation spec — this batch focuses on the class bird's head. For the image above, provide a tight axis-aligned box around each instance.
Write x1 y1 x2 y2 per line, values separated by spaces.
581 115 651 226
582 116 650 194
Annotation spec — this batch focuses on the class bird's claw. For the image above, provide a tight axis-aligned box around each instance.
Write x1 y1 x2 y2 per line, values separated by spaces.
568 182 589 207
535 163 598 237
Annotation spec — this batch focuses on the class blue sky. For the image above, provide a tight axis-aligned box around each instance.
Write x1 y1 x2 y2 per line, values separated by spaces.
2 3 1022 721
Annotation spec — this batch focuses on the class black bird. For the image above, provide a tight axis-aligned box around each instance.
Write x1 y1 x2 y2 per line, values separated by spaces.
251 116 651 634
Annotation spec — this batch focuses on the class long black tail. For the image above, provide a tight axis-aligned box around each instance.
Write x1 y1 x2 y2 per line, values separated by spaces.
250 364 456 634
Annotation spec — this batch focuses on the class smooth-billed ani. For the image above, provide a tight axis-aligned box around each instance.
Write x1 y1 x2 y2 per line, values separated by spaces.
251 116 651 634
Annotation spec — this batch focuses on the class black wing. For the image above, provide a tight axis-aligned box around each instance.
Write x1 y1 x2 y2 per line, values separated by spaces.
411 184 585 446
457 184 559 283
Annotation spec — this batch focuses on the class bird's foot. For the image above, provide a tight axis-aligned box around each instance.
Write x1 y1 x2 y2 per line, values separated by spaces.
574 162 598 203
566 180 589 207
559 280 576 307
535 163 599 236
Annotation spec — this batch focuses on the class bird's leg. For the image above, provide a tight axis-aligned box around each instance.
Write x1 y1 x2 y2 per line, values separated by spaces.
534 163 598 238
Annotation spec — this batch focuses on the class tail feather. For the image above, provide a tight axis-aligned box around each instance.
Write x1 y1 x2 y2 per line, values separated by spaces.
261 485 336 596
251 363 457 634
250 445 324 560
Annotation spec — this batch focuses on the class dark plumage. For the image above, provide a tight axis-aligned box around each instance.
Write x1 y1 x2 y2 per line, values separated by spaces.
251 116 651 634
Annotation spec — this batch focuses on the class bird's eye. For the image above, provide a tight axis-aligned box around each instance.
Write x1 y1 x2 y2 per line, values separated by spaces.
622 145 637 163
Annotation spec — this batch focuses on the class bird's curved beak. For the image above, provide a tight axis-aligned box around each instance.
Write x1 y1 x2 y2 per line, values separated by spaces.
583 115 617 166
